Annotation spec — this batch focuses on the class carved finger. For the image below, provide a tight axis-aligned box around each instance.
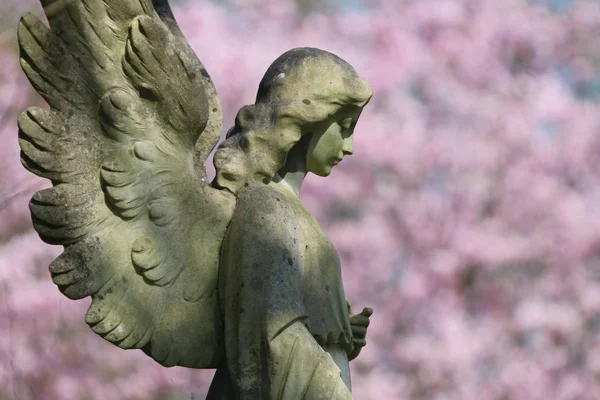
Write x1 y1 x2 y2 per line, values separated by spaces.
352 325 366 338
350 315 370 327
348 347 361 361
360 307 373 317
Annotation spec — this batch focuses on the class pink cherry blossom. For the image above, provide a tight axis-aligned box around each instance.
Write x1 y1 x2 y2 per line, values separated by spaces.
2 0 600 398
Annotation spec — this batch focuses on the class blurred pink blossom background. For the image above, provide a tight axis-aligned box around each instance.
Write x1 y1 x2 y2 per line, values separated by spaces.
2 0 600 398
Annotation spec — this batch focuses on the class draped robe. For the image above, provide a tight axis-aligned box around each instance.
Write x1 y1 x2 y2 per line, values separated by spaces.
207 184 354 399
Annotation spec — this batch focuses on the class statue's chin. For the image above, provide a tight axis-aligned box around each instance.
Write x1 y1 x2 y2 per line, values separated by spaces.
311 166 333 177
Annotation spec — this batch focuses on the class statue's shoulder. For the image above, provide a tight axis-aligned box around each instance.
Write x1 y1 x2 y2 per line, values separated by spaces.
226 183 301 241
236 183 297 217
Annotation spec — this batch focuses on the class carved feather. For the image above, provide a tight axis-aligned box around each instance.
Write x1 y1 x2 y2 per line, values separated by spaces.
18 0 235 368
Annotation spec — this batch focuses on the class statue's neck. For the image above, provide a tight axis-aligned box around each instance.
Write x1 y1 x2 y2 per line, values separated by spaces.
274 169 306 198
274 133 311 198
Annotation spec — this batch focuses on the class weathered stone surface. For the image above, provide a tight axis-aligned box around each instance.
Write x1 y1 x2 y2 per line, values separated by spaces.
19 1 372 398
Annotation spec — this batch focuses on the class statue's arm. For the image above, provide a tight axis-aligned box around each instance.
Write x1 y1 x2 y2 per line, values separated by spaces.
218 186 353 399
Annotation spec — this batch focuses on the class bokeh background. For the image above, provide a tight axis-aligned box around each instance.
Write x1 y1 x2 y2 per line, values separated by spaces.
2 0 600 398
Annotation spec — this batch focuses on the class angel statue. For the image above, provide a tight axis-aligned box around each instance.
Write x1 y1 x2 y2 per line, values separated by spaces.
17 0 373 398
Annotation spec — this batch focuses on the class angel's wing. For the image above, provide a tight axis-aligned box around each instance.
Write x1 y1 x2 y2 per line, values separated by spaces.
17 0 235 368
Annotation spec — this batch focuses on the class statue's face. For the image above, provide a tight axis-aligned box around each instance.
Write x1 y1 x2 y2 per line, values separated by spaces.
306 107 361 177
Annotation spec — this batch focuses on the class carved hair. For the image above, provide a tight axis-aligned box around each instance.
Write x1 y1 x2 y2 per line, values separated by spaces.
213 47 373 194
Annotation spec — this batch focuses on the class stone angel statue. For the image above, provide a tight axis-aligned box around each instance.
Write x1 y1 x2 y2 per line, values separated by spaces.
17 0 373 398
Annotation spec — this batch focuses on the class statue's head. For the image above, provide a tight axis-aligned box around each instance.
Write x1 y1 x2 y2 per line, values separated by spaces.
213 47 372 194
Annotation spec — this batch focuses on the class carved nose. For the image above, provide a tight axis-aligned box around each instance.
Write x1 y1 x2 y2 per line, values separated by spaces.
342 137 353 156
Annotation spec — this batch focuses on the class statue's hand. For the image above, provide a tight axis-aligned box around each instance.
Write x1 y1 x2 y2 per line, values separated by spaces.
347 304 373 361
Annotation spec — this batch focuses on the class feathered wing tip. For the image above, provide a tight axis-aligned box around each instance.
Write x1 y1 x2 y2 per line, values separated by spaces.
151 0 223 159
17 0 235 368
